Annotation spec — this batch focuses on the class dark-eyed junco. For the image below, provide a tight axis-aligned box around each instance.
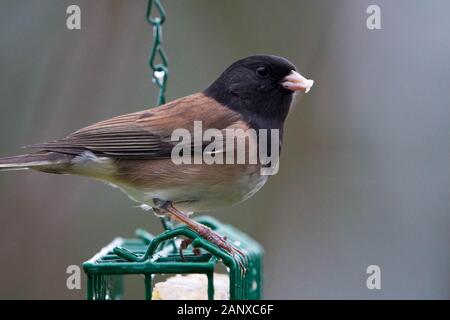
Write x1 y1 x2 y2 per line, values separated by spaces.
0 55 313 262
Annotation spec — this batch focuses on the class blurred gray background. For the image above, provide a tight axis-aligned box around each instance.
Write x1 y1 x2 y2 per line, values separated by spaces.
0 0 448 299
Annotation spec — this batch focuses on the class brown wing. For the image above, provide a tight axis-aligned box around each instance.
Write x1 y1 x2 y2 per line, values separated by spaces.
28 93 242 159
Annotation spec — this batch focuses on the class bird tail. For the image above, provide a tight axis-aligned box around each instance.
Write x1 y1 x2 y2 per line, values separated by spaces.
0 152 71 172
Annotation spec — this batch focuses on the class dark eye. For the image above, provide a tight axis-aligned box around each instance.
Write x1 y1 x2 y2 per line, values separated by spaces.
256 66 269 78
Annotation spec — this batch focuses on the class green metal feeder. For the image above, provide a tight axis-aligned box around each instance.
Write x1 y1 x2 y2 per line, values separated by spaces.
83 216 264 300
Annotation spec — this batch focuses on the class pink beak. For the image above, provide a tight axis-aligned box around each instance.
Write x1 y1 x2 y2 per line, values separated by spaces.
281 70 314 93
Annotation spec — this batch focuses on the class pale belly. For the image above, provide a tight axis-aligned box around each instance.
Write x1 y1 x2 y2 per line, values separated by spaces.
113 171 269 213
70 152 270 213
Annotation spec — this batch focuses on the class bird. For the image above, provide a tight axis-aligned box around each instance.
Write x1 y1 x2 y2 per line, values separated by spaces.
0 54 313 265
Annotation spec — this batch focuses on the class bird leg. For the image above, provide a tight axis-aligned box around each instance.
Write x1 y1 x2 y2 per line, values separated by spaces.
154 200 246 270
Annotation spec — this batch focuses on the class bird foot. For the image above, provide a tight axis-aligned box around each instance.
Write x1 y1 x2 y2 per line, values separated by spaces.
154 200 247 272
179 238 201 261
196 224 247 272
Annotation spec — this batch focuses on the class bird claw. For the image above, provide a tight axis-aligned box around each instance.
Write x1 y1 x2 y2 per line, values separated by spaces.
228 245 247 273
192 247 201 256
179 238 192 261
157 201 248 273
197 225 247 273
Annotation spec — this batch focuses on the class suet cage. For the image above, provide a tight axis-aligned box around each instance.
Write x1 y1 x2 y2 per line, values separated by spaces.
83 216 263 300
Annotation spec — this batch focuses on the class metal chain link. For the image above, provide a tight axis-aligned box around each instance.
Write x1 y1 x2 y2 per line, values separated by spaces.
147 0 168 106
146 0 176 240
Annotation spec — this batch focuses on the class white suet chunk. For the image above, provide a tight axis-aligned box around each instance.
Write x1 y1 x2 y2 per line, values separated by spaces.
152 273 229 300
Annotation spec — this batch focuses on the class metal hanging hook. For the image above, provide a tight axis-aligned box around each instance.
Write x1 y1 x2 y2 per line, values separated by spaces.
147 0 168 105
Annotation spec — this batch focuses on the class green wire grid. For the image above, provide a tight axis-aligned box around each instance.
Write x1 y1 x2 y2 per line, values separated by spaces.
83 216 264 300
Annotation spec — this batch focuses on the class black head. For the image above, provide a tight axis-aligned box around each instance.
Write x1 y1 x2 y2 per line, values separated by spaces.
204 55 307 129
